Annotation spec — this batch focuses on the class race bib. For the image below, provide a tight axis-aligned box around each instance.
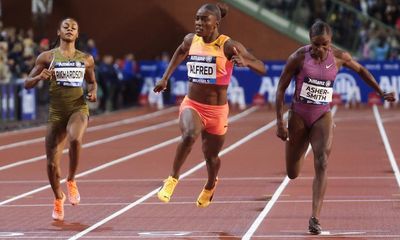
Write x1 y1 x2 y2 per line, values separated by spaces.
54 61 85 87
187 55 216 84
299 77 333 105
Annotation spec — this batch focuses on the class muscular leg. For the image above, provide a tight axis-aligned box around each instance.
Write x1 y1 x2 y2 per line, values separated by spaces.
201 131 225 190
66 112 88 181
286 111 310 179
170 108 202 178
309 112 334 219
46 122 67 199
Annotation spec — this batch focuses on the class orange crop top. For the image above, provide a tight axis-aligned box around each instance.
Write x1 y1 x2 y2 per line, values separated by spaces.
186 34 233 86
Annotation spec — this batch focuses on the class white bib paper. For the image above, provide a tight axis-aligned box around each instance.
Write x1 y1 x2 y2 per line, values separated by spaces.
299 78 333 104
54 61 85 87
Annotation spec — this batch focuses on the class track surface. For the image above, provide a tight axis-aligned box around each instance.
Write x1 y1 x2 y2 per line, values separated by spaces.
0 105 398 239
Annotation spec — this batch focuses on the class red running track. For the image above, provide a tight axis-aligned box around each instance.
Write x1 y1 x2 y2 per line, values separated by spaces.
0 105 398 239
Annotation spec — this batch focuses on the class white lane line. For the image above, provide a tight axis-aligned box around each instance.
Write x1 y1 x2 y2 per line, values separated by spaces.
241 106 338 240
0 175 394 184
67 109 283 240
4 198 400 208
373 105 400 188
0 107 177 151
7 234 400 239
0 107 259 206
0 119 178 171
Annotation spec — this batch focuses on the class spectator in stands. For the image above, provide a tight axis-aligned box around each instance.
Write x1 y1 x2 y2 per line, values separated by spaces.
38 38 50 52
97 54 120 111
0 55 11 84
372 33 390 60
87 38 99 62
121 53 140 106
157 51 171 105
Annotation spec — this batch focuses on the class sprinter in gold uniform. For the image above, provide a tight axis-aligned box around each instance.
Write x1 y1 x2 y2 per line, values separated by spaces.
25 18 97 221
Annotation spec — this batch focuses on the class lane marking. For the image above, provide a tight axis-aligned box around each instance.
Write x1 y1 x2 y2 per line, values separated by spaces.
138 231 191 236
0 107 177 151
6 234 400 239
0 107 259 206
0 175 395 184
0 119 178 171
67 109 285 240
242 106 337 240
0 232 24 236
4 198 400 208
373 105 400 188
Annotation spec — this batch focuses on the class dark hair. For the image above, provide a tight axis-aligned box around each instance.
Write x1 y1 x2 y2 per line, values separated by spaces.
50 17 79 49
309 20 332 37
58 17 79 29
200 3 229 20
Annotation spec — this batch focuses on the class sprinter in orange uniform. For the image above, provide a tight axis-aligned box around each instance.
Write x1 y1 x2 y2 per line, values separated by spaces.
154 3 266 207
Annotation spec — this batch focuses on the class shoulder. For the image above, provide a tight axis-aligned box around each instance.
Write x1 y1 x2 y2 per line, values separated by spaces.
183 33 196 44
84 53 95 67
180 33 196 51
75 50 95 67
224 37 246 52
37 50 54 60
281 46 307 74
288 46 307 64
35 50 54 65
332 46 352 64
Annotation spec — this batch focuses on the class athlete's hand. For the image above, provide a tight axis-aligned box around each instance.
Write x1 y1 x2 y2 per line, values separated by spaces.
38 68 54 81
276 125 289 141
381 92 396 102
231 47 247 67
86 91 97 102
153 79 168 93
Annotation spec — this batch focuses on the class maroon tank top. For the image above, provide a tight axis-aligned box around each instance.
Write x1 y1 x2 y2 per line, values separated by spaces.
292 45 338 127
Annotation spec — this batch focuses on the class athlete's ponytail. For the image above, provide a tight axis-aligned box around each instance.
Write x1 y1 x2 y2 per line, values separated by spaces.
50 37 60 49
216 2 228 19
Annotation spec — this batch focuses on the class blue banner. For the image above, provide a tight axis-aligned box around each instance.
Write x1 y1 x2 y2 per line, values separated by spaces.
139 60 400 104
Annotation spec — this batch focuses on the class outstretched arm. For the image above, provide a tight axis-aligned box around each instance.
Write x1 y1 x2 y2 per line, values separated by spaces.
275 48 303 141
334 48 395 102
84 54 97 102
224 40 266 75
153 33 194 93
24 51 53 89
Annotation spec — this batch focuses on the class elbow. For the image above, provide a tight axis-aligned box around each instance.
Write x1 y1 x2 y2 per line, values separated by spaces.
24 81 33 90
256 64 267 76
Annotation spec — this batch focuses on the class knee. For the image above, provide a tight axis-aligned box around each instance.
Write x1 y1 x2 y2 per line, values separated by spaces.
204 155 220 164
47 161 58 172
69 138 82 148
314 154 328 172
181 130 198 146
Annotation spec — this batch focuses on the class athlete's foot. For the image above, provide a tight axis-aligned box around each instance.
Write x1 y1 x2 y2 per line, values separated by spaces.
157 176 178 203
67 180 80 205
308 217 322 235
52 192 66 221
196 178 218 208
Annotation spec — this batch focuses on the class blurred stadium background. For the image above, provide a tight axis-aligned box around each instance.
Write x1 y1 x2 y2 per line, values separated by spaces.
0 0 399 131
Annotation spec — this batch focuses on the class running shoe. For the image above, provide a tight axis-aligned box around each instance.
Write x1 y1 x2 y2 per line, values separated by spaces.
67 180 80 205
308 217 322 234
52 192 66 221
196 178 218 208
157 176 178 203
